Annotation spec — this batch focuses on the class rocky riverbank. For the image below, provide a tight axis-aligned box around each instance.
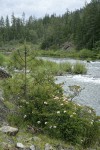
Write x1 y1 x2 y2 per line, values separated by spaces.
0 121 76 150
0 125 98 150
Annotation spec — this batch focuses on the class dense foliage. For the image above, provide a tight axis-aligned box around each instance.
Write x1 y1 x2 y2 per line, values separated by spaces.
0 0 100 51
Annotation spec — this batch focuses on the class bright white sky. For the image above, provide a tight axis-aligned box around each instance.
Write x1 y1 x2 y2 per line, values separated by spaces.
0 0 91 19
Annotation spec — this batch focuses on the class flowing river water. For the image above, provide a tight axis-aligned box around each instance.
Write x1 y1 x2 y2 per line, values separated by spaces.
41 57 100 115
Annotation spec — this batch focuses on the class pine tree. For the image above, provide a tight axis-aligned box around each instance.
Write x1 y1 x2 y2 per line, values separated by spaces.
5 15 10 41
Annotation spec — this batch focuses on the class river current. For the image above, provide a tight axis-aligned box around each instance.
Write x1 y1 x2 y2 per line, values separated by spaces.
40 57 100 115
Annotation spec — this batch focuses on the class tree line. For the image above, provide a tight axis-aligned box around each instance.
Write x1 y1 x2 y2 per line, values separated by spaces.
0 0 100 51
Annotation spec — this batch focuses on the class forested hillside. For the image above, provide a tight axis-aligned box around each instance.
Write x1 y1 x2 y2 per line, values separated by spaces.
0 0 100 51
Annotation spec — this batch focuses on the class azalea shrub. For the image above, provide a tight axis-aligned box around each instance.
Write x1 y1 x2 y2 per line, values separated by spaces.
21 96 100 146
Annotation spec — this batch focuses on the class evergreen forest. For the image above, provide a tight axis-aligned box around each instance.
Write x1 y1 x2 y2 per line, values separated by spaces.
0 0 100 51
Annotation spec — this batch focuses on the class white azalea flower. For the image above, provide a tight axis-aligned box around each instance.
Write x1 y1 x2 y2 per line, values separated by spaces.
77 104 81 106
54 96 59 100
88 110 92 113
64 110 66 113
44 101 48 105
70 115 73 117
63 97 67 101
73 112 76 115
57 111 60 114
26 102 29 104
24 115 27 118
90 120 94 125
91 122 93 125
37 121 41 124
45 122 48 125
60 103 64 106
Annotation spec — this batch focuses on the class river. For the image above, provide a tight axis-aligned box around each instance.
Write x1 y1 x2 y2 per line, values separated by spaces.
40 57 100 115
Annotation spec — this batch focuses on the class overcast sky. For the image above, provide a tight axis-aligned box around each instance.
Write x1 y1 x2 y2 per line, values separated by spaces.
0 0 91 19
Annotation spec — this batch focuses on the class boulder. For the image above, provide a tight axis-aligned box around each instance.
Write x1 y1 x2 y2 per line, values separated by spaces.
56 145 65 150
30 145 36 150
45 143 53 150
0 126 18 135
16 143 25 149
0 68 12 79
62 42 74 51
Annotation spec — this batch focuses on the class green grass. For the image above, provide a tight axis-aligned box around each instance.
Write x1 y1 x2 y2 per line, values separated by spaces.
28 58 87 75
72 62 87 74
36 49 79 58
36 49 99 60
